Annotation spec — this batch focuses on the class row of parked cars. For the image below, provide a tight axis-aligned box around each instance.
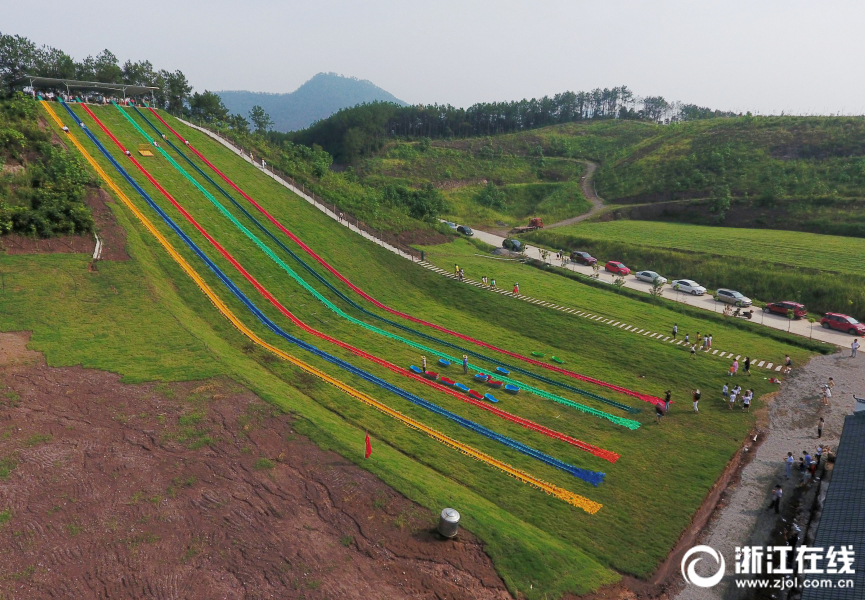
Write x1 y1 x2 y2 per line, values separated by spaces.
568 251 865 335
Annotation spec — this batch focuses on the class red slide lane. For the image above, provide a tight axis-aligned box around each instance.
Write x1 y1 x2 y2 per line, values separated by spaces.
82 104 618 464
149 108 659 405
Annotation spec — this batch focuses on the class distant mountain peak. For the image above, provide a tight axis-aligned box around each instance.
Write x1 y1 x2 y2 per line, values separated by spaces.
218 73 405 132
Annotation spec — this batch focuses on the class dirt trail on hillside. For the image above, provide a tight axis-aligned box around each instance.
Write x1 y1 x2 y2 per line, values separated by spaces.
0 331 509 600
545 161 605 228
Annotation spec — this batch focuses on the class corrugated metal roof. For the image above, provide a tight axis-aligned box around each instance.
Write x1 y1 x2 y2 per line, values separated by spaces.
801 412 865 600
18 75 157 96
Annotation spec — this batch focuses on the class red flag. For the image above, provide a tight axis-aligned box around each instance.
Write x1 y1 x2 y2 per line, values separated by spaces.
364 431 372 459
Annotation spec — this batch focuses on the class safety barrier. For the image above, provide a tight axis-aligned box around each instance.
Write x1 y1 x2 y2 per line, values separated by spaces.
147 107 661 407
72 100 606 486
39 99 602 513
133 106 641 427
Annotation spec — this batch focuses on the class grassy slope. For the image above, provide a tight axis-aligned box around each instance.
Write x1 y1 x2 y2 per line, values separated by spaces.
360 141 592 228
3 101 813 596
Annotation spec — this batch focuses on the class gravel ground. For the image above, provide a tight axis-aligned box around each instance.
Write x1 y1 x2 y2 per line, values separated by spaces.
675 349 862 600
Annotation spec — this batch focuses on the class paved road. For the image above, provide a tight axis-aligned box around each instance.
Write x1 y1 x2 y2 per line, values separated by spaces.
469 227 849 347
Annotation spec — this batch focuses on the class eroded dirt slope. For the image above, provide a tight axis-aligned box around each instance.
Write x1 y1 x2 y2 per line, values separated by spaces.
0 331 508 599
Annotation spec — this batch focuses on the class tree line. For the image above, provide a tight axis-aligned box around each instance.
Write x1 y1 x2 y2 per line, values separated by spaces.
285 89 740 162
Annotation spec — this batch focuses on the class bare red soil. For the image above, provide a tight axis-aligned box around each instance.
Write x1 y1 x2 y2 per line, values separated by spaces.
0 332 509 599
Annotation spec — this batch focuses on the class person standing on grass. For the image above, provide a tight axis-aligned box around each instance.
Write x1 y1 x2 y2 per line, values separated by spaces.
692 389 701 413
785 452 795 479
722 383 729 401
685 333 690 344
490 279 496 290
852 339 860 358
513 283 520 294
744 357 751 376
690 344 697 359
454 264 459 276
462 355 468 374
664 390 672 412
672 324 678 340
733 359 739 375
655 402 665 424
818 417 824 438
703 336 709 350
767 485 783 514
729 387 738 409
708 334 713 349
697 332 702 346
743 390 751 412
422 356 427 373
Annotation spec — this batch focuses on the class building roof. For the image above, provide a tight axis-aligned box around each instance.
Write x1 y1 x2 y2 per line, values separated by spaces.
801 411 865 600
18 75 158 96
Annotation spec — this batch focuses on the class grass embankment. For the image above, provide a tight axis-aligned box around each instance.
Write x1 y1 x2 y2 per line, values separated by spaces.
3 100 814 597
525 221 865 320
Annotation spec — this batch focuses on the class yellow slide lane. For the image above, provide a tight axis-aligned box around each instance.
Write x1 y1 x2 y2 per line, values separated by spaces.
40 100 601 514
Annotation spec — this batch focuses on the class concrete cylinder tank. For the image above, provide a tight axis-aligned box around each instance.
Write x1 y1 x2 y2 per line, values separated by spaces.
438 508 460 538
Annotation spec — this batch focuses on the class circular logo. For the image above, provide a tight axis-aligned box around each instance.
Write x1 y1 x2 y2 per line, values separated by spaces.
681 545 726 588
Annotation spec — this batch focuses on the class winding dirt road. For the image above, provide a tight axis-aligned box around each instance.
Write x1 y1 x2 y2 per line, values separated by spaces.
546 160 605 228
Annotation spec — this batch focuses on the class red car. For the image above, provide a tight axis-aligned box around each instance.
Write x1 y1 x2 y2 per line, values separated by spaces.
764 301 807 319
821 313 865 335
604 261 631 275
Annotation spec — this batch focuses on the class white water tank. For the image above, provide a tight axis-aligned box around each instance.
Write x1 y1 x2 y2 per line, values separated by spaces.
438 508 460 538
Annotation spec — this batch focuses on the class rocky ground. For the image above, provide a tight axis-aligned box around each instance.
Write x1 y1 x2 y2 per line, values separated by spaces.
0 331 509 600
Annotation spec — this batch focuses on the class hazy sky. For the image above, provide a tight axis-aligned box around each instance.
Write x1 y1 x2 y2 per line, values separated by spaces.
4 0 863 114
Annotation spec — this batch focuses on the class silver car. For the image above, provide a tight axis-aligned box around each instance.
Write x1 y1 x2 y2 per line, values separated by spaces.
671 279 707 295
716 288 752 307
635 270 667 285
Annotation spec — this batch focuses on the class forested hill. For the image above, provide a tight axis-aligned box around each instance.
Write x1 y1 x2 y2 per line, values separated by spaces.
218 73 406 132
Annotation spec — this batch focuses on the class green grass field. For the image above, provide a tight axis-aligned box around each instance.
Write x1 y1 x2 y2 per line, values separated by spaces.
0 99 819 598
552 220 865 275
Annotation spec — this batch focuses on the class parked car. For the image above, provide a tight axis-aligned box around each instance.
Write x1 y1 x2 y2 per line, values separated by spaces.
821 313 865 335
502 238 524 252
635 270 667 285
569 251 597 266
671 279 707 295
456 225 474 236
604 261 631 275
716 288 752 307
764 301 807 319
443 221 457 230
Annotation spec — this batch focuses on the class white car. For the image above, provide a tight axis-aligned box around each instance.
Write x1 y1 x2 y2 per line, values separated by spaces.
671 279 707 295
635 270 667 285
443 221 457 230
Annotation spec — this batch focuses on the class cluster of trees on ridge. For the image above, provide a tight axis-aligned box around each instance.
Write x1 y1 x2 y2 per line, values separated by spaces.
283 92 740 162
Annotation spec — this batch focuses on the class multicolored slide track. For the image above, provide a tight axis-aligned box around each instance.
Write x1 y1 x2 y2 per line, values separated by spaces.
57 97 616 502
147 107 662 408
134 105 640 416
39 99 603 514
117 103 639 431
69 99 607 487
78 100 620 465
